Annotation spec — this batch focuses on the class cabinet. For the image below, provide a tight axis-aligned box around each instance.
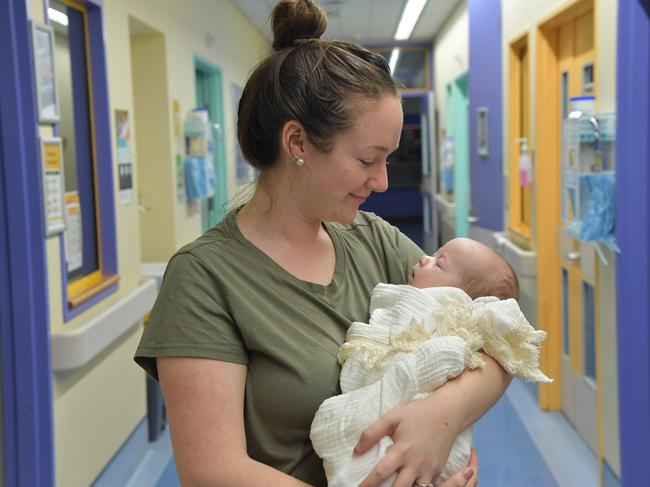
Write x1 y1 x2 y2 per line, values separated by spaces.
561 112 618 258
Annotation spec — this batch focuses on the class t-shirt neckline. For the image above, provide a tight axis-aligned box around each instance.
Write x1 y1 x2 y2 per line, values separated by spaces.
225 208 346 295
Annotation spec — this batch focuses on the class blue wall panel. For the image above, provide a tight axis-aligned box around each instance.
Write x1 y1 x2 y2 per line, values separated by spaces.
615 1 650 486
468 0 503 231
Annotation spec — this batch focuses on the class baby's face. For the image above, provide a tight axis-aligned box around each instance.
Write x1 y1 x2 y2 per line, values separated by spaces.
408 242 466 289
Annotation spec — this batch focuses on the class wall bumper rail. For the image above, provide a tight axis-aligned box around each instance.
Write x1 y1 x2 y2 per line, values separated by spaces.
52 278 157 372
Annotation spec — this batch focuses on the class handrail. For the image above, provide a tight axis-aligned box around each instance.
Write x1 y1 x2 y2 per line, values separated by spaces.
51 278 157 372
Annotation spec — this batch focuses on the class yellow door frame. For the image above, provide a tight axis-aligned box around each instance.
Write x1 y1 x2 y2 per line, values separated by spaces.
535 0 595 411
507 32 533 250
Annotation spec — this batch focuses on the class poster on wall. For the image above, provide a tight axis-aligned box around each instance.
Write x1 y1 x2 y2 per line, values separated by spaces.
64 192 83 273
114 109 133 204
41 137 66 236
231 84 250 183
31 22 60 124
172 100 186 203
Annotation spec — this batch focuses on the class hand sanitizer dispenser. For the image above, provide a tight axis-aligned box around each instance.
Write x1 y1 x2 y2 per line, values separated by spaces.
517 138 533 187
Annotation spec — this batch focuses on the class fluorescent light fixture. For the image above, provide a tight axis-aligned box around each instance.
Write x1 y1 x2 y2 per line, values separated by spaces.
394 0 427 40
389 48 400 73
48 7 69 27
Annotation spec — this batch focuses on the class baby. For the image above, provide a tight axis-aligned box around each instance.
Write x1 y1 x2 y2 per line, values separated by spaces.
407 236 520 300
310 238 551 487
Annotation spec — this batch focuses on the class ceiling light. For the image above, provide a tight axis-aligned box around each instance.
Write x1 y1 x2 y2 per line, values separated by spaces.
389 48 400 73
48 7 69 27
394 0 427 40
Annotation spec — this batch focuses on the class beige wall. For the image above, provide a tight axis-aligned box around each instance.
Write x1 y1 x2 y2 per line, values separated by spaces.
29 0 267 485
434 0 468 135
53 329 144 487
130 30 177 262
107 0 268 253
502 0 620 477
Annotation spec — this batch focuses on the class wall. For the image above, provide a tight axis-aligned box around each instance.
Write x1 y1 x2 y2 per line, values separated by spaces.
468 0 503 232
434 1 468 136
501 0 617 152
108 0 268 253
432 1 468 246
502 0 620 478
28 0 267 485
130 30 176 262
614 1 648 483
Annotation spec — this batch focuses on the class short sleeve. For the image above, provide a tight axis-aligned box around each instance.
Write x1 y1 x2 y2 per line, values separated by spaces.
368 214 425 282
393 226 426 278
134 251 248 380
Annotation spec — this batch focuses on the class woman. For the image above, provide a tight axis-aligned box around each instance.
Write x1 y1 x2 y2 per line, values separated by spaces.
135 1 510 486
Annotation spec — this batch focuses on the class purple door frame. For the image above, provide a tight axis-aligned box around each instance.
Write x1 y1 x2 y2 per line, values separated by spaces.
616 1 650 485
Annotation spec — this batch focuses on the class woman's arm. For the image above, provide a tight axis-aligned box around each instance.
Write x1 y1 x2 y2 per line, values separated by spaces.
158 357 313 487
354 353 510 487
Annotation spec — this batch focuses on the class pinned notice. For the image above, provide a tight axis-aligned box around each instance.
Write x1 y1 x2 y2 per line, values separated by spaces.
42 137 66 236
64 192 83 273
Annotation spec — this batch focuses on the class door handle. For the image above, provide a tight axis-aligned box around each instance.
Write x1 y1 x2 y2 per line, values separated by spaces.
566 251 581 262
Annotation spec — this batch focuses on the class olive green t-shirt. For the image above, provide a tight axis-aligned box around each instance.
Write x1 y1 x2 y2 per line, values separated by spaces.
134 209 424 486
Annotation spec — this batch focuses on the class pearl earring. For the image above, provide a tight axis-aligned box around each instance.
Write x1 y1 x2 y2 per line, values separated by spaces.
294 156 305 167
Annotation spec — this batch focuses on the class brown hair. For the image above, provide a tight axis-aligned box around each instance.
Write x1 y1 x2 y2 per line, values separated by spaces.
465 251 521 301
237 0 400 170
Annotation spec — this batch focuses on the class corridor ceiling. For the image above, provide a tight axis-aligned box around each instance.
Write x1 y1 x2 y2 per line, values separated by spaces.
230 0 461 46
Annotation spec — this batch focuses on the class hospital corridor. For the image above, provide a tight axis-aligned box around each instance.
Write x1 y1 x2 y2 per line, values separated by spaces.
0 0 648 486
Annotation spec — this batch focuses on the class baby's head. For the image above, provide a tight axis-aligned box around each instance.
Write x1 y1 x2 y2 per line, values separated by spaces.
408 238 520 300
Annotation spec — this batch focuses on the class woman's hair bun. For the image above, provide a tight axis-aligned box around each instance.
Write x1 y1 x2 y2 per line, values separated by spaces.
271 0 327 50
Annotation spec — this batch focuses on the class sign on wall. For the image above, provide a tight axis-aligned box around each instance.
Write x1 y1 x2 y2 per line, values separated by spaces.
64 192 82 273
114 109 133 204
173 100 186 203
41 137 66 236
31 22 60 124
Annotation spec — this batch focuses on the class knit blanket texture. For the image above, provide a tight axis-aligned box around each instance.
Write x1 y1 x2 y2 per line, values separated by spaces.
310 284 551 487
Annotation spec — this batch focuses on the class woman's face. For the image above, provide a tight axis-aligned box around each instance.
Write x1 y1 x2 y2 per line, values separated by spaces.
298 96 403 224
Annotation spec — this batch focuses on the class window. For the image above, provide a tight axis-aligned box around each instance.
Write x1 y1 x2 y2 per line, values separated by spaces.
582 62 594 95
583 280 596 381
561 71 569 120
48 0 118 315
562 268 570 356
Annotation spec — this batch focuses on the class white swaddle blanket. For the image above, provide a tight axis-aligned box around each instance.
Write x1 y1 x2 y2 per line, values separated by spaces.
310 284 552 487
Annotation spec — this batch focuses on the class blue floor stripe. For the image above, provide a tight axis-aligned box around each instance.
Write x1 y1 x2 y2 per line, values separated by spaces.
506 380 599 487
473 387 559 486
156 457 180 487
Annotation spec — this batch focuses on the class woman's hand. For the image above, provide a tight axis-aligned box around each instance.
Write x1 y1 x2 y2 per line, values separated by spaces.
354 395 464 487
437 449 478 487
355 409 478 487
354 352 509 487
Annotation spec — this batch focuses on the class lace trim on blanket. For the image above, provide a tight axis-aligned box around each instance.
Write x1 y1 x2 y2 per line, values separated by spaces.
339 298 552 383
